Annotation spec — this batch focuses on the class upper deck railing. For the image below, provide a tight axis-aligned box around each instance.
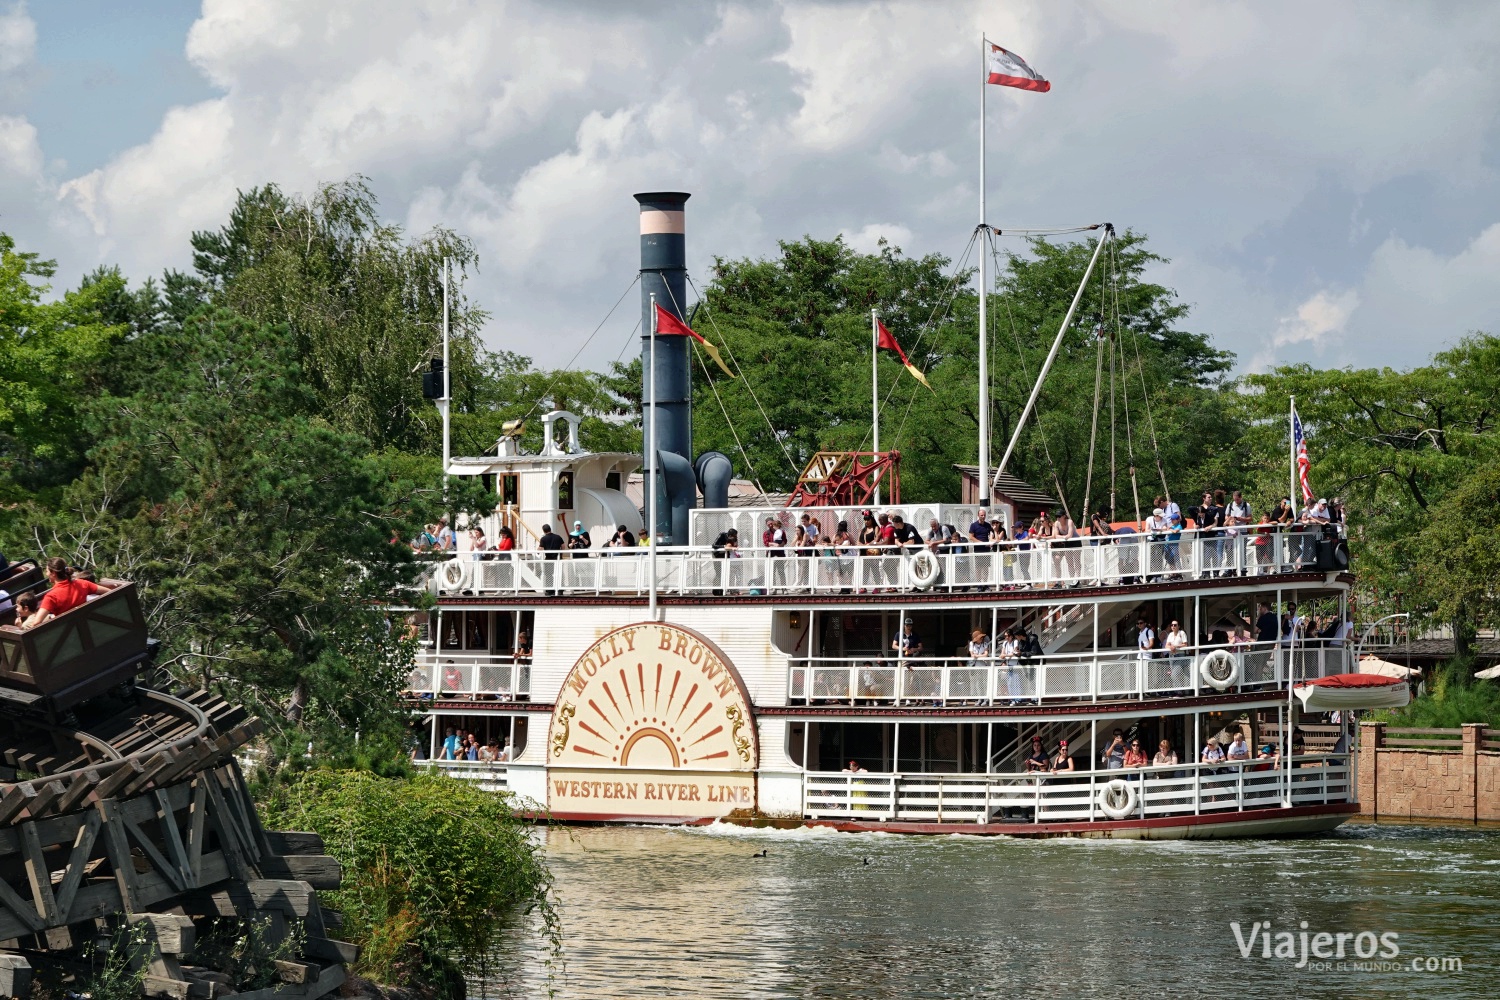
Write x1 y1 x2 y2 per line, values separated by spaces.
790 640 1351 708
425 523 1345 598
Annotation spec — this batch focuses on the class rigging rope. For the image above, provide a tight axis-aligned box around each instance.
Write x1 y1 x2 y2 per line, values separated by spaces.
678 276 801 477
876 230 980 454
1081 247 1113 521
1116 317 1144 527
1116 240 1173 503
516 273 640 425
992 231 1071 524
694 345 770 498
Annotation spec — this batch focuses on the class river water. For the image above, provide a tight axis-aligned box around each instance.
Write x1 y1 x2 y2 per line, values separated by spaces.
495 823 1498 999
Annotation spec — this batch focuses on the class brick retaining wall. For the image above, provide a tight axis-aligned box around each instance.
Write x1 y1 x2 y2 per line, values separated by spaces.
1358 722 1499 823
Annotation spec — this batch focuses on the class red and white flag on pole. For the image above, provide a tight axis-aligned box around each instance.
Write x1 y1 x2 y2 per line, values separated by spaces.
877 320 933 391
987 43 1050 92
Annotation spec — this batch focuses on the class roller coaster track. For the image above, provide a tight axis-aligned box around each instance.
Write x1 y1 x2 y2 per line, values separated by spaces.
0 685 356 1000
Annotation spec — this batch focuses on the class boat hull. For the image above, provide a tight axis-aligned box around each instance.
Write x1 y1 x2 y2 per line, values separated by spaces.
537 802 1357 839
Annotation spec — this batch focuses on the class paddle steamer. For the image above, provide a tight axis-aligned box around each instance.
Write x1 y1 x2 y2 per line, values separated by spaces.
401 192 1399 839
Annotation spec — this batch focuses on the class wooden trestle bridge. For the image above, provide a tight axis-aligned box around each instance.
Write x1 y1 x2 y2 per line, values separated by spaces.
0 560 354 999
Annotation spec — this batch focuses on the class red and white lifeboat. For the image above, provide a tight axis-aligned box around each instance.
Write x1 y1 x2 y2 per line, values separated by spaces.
1294 673 1410 712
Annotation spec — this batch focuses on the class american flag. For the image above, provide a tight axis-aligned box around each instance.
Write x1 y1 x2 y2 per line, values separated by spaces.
1292 405 1313 502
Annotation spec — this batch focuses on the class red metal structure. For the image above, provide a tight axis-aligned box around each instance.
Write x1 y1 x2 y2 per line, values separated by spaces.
787 451 901 507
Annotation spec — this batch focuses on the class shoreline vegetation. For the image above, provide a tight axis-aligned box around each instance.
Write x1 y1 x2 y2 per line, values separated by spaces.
2 174 1498 989
256 769 559 999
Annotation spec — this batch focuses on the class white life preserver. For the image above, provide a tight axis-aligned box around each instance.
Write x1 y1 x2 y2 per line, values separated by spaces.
1098 778 1137 820
908 550 941 590
1199 649 1241 691
439 558 469 593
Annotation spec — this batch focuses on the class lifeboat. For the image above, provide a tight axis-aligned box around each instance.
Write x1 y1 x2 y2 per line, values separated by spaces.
1294 672 1410 712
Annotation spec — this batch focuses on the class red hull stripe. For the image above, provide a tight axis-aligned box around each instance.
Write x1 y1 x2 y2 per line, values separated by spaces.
988 73 1051 92
536 801 1355 833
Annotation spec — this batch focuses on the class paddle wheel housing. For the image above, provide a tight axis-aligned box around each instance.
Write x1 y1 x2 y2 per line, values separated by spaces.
787 450 901 507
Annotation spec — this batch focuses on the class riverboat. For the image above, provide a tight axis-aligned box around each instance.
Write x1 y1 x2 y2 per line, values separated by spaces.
398 190 1395 839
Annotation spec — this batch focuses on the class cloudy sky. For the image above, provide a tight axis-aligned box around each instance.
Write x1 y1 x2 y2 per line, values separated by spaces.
2 0 1498 374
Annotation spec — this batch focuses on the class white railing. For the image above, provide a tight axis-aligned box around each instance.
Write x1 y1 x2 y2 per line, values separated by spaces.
803 754 1351 823
789 642 1350 707
406 652 532 700
424 524 1341 598
422 759 511 791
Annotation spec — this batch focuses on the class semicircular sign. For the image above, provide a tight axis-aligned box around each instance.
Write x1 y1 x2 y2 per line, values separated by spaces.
547 621 758 820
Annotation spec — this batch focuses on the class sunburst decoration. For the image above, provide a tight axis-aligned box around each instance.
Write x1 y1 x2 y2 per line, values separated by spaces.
548 622 756 771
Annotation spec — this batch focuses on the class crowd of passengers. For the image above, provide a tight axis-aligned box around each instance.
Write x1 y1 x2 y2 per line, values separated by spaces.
410 726 515 763
805 603 1351 708
396 492 1346 564
0 555 114 631
838 727 1299 781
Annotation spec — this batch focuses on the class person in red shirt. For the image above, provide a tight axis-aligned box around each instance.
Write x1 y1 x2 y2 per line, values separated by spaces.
25 558 103 626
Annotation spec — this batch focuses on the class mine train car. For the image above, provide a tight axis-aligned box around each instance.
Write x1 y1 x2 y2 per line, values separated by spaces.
0 560 154 719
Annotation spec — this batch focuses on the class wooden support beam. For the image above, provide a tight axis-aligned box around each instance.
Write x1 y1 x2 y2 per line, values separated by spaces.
0 952 32 999
264 831 325 856
0 784 37 827
97 798 141 913
93 757 145 801
18 823 59 926
302 936 358 965
57 769 101 814
252 854 341 891
23 782 65 820
53 809 103 922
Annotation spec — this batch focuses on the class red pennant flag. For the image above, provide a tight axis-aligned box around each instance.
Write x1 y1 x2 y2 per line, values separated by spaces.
877 320 933 391
654 302 736 379
987 43 1050 93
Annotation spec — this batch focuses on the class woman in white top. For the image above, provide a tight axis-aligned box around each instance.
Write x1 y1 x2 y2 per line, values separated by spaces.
999 630 1024 702
967 629 990 665
1144 507 1170 580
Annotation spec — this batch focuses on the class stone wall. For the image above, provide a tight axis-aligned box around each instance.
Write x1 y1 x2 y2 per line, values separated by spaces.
1358 722 1500 823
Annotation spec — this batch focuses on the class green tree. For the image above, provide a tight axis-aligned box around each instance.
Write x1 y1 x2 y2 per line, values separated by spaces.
190 178 494 453
0 234 131 499
689 232 1239 508
1411 464 1500 663
1241 333 1500 653
13 310 430 753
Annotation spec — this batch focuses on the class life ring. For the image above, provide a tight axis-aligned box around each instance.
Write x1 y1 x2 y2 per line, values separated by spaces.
908 550 941 590
439 558 469 593
1098 778 1137 820
1199 649 1241 691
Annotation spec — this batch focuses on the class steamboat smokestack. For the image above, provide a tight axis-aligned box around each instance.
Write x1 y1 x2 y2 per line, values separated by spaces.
634 191 732 542
636 192 692 462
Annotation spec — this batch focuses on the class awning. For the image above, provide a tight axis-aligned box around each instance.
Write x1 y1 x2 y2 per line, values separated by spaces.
1357 656 1421 679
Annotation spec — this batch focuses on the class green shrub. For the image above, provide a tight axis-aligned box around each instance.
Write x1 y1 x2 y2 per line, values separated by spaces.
258 770 556 996
1374 657 1500 728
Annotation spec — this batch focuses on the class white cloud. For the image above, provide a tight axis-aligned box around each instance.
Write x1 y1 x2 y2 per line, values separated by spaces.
844 222 914 255
1349 224 1500 360
0 113 40 178
0 0 1496 377
0 1 35 75
1248 288 1360 370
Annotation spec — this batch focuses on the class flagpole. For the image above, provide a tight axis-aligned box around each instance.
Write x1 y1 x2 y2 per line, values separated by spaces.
872 308 881 506
1289 395 1297 519
440 256 451 501
977 32 990 510
649 294 659 622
